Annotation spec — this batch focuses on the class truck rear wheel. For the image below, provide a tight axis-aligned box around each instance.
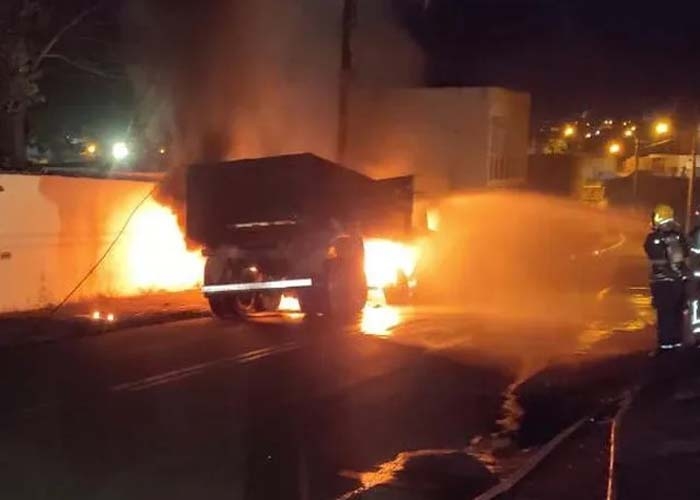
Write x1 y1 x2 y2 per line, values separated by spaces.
300 260 367 318
208 293 258 320
328 261 367 317
257 292 282 312
207 261 261 320
208 295 238 319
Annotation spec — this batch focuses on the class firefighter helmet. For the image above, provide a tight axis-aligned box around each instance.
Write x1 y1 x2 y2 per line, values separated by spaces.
652 204 675 226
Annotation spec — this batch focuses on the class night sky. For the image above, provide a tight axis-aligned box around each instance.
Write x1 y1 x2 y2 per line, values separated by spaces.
36 0 700 126
405 0 700 120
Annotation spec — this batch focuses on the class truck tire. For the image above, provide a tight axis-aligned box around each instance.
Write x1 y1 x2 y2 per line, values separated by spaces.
257 292 282 313
300 259 367 318
328 260 367 316
208 293 257 320
207 261 260 320
298 287 326 317
208 295 238 319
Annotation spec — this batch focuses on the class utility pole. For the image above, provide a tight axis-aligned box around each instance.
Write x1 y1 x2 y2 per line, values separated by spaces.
632 136 640 200
686 117 698 232
630 125 673 204
336 0 357 164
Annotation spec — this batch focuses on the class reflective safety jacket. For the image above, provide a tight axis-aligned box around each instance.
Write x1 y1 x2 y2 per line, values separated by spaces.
688 225 700 271
644 221 688 282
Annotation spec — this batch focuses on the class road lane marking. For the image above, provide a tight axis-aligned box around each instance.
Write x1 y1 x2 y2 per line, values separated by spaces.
237 342 298 364
110 342 299 393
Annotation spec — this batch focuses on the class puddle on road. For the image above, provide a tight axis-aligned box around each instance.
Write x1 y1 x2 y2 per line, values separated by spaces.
337 448 498 500
357 288 403 337
340 450 440 494
360 305 401 336
574 286 653 356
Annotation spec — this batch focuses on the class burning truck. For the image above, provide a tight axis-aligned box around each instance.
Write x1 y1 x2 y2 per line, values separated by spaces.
186 153 419 319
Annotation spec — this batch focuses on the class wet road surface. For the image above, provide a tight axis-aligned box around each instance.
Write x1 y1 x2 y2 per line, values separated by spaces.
0 274 654 500
0 199 656 500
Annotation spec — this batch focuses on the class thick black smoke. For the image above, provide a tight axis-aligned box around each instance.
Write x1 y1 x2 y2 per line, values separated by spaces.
124 0 424 210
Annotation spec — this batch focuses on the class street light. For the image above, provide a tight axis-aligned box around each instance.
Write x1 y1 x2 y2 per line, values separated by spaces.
655 120 671 136
608 141 622 155
563 125 576 138
629 120 673 200
624 117 697 230
112 142 129 161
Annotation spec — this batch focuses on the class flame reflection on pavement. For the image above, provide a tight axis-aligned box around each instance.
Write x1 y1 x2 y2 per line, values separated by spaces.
360 305 401 336
359 288 402 336
274 291 402 331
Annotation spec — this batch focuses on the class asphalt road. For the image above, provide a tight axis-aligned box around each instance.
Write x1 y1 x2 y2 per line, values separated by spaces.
0 189 657 499
0 273 654 500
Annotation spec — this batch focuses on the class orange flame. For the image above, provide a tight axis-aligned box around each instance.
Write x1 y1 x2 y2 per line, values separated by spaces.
121 199 205 292
278 294 301 312
113 200 418 303
363 238 419 289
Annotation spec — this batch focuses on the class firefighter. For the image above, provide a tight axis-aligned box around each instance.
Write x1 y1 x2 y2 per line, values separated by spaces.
688 208 700 269
644 204 688 352
686 209 700 335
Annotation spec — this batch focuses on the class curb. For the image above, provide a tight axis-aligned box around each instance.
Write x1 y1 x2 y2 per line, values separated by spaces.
0 309 211 349
473 391 636 500
604 389 638 500
473 415 591 500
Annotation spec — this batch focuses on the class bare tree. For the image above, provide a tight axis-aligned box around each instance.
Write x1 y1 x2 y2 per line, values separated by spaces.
0 0 118 168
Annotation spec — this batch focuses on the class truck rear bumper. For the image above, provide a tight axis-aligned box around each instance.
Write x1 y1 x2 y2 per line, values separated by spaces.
202 278 314 295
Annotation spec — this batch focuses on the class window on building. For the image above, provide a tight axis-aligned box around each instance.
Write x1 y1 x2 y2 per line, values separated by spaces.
488 116 507 181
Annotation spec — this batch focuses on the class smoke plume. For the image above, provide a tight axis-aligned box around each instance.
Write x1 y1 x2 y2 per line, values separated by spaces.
124 0 424 211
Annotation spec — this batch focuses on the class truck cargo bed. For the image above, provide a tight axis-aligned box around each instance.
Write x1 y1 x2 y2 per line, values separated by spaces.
186 153 413 247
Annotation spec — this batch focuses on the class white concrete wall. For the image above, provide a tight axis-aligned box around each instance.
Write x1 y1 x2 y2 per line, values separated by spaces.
621 154 700 177
0 174 176 313
568 155 621 183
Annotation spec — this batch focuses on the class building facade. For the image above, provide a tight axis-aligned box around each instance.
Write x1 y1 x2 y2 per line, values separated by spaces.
621 154 700 178
345 86 531 196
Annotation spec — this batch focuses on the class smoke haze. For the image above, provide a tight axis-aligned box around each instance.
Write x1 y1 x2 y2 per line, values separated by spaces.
418 191 647 327
124 0 424 209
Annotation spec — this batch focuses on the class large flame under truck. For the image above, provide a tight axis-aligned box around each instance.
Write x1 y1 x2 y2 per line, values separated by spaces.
186 153 414 319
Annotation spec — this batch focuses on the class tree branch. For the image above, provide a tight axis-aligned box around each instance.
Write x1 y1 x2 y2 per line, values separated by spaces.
33 1 104 71
44 53 123 79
